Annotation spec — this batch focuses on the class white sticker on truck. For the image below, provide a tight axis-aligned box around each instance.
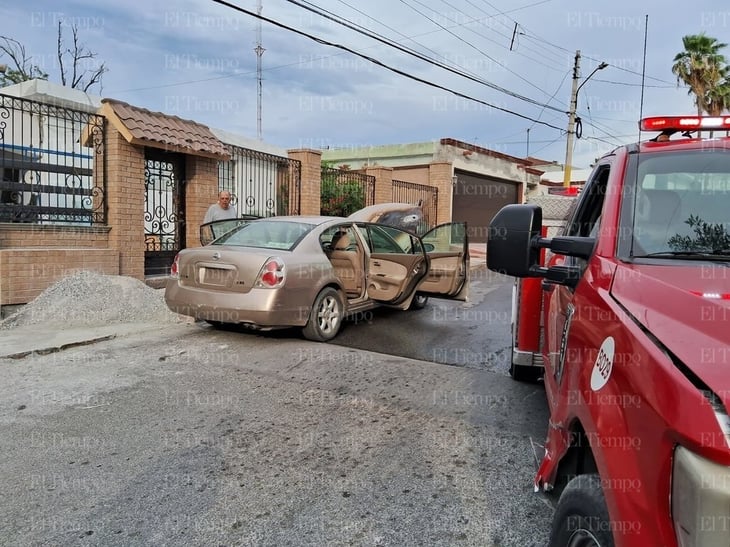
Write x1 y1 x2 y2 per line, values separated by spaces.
590 336 615 391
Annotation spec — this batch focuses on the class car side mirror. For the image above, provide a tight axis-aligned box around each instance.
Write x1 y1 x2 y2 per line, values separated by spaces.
487 204 542 277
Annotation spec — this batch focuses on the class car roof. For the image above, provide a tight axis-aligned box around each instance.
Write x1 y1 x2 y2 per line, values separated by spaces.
253 215 346 225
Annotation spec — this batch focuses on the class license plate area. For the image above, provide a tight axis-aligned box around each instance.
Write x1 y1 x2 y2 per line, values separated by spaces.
198 266 233 286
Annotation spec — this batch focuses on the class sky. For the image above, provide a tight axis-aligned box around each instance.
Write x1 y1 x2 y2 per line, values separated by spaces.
1 0 728 169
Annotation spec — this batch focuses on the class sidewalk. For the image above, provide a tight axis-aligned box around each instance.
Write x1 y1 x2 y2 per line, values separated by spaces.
0 322 171 359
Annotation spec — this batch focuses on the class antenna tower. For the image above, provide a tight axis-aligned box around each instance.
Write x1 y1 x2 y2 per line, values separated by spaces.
255 0 265 140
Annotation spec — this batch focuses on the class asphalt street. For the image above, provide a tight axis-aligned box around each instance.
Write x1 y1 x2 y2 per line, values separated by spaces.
333 266 515 374
0 269 552 547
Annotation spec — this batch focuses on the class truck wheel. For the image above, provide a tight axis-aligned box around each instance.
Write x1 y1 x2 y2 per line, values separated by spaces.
302 287 344 342
549 474 614 547
509 361 543 383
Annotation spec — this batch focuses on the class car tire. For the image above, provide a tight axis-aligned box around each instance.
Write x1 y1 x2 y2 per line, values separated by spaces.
549 474 614 547
509 361 543 382
409 293 429 310
302 287 344 342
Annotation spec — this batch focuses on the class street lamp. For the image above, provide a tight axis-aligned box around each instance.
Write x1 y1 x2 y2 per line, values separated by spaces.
563 51 608 187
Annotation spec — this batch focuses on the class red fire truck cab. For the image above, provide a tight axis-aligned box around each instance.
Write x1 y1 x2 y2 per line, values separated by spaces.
487 116 730 547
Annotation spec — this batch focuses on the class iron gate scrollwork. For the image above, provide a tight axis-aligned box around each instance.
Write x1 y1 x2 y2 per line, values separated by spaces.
144 151 185 276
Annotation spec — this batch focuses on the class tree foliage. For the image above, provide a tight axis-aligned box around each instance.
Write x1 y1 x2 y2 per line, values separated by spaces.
672 33 730 115
668 215 730 253
320 162 366 217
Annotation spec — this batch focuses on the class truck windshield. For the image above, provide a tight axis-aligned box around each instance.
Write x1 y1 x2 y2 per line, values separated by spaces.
621 149 730 259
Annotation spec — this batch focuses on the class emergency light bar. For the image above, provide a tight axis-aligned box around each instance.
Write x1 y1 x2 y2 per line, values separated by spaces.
641 116 730 131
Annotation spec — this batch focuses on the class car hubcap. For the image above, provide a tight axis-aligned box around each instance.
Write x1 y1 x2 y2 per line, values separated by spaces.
318 296 340 333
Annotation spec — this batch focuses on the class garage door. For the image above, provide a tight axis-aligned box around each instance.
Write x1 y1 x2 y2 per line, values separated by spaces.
452 170 519 243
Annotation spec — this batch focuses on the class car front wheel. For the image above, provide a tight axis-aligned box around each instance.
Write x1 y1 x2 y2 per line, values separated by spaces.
303 287 344 342
549 474 614 547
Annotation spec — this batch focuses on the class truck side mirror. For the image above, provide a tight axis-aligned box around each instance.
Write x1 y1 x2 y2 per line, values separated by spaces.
487 204 542 277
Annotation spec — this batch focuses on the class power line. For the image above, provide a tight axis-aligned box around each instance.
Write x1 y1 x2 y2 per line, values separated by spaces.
286 0 566 113
404 0 568 94
208 0 566 130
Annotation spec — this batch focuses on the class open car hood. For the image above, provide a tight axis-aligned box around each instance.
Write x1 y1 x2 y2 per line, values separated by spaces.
348 203 429 234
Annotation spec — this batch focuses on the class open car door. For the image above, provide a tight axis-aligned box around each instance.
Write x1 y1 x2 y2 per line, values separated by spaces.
200 215 260 246
355 223 429 306
416 222 469 301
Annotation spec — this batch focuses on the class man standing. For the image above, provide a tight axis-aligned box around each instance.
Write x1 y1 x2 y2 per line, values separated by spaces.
203 190 237 223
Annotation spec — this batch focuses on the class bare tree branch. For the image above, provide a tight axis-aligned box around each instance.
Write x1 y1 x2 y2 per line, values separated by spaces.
57 22 66 86
56 23 107 93
0 35 48 86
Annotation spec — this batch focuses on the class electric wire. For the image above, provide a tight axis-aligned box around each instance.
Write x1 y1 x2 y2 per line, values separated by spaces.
286 0 567 113
208 0 566 130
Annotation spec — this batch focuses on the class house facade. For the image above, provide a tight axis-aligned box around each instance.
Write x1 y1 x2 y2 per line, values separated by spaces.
322 139 543 243
0 80 553 312
0 80 313 310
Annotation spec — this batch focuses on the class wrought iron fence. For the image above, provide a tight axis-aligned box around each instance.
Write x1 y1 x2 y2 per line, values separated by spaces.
392 179 438 234
320 167 375 216
218 146 301 217
0 93 106 225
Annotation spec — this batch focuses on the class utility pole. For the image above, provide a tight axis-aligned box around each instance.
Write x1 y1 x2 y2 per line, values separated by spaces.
563 50 581 188
255 0 265 140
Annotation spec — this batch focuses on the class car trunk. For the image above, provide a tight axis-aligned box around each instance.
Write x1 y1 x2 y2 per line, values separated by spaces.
177 246 273 294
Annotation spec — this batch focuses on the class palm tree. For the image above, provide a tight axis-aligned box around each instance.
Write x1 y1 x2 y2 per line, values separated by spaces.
707 81 730 115
672 33 728 115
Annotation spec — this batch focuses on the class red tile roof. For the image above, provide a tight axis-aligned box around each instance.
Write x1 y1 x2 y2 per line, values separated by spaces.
100 98 230 159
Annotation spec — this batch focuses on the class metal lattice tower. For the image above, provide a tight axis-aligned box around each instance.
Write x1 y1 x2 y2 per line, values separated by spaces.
255 0 265 140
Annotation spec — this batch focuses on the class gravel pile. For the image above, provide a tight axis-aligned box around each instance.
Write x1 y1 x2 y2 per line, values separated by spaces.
1 271 183 329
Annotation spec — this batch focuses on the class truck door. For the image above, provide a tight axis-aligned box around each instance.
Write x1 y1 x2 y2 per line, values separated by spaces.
543 166 611 393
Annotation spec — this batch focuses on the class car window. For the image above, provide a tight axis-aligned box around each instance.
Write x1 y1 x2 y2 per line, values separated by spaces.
361 224 415 254
422 223 466 252
214 220 314 250
320 225 357 251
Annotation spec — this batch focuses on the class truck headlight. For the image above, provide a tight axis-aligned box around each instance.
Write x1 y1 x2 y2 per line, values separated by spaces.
672 445 730 547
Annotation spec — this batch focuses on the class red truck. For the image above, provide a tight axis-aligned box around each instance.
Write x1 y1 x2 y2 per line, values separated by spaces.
487 116 730 547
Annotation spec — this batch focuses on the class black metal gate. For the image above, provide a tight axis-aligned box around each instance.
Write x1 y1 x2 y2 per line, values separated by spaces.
144 150 185 276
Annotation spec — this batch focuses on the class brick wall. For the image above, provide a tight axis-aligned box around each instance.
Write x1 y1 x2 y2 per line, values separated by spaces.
0 225 117 306
105 129 145 278
365 166 394 205
428 162 454 225
288 149 322 216
185 156 219 247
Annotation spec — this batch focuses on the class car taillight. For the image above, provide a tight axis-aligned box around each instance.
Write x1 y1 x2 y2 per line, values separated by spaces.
255 257 285 288
170 254 180 279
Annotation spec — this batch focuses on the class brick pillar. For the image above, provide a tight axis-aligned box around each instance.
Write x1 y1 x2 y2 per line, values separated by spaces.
288 149 322 216
428 161 454 224
105 128 145 279
185 156 219 248
365 166 393 205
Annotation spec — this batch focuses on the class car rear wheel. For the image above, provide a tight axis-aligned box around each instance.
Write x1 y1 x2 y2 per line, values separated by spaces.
303 287 344 342
549 474 614 547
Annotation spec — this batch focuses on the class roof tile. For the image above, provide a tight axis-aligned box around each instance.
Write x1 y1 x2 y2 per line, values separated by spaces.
101 98 230 159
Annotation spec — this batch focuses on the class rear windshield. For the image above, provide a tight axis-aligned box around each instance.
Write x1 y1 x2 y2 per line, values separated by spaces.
213 220 314 250
620 149 730 257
